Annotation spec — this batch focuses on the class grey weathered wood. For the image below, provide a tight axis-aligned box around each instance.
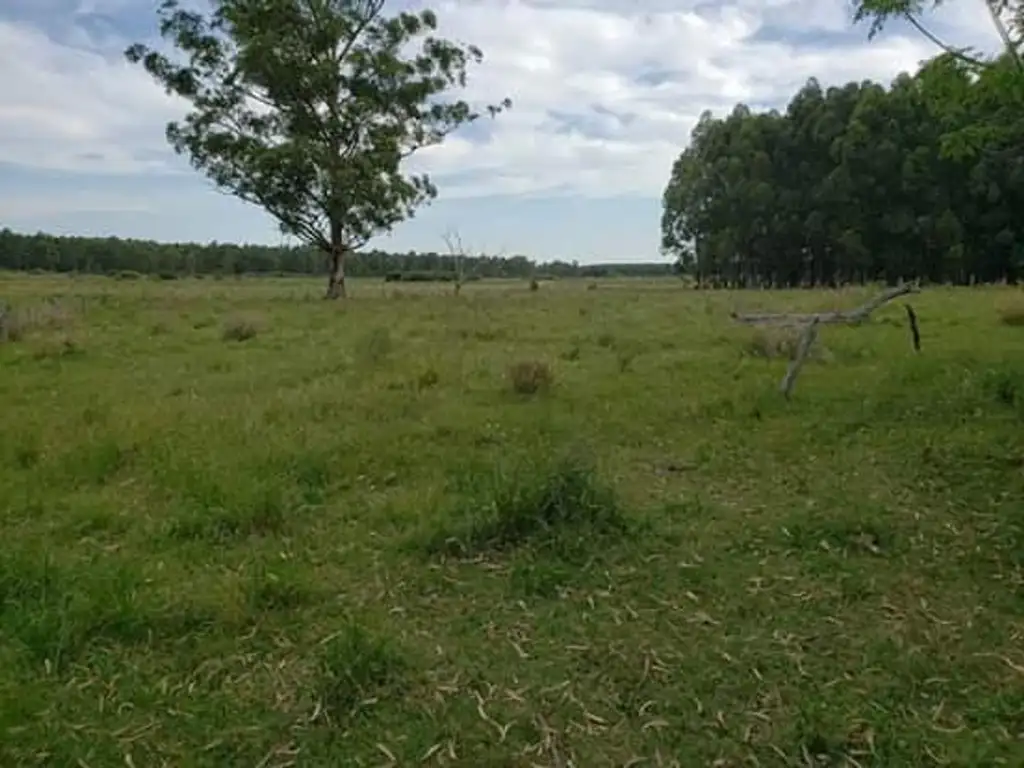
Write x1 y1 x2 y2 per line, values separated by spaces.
780 318 820 399
733 283 919 327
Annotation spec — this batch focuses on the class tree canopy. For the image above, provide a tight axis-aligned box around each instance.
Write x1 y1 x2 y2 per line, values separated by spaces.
126 0 509 297
661 58 1024 287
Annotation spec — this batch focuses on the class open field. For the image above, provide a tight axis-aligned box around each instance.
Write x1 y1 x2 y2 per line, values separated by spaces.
1 273 1023 766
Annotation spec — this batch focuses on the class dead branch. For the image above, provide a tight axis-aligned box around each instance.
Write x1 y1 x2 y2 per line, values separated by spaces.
780 319 820 399
732 283 919 327
904 304 921 352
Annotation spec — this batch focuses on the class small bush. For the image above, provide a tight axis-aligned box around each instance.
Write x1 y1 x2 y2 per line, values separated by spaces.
982 367 1023 408
0 301 73 343
415 367 440 390
999 306 1024 327
0 306 25 342
425 455 627 557
507 360 553 395
316 623 410 723
222 316 259 342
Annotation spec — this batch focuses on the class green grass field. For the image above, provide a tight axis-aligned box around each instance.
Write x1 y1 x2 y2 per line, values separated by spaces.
1 273 1023 767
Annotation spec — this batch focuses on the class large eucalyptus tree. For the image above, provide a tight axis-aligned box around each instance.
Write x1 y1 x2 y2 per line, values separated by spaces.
127 0 509 298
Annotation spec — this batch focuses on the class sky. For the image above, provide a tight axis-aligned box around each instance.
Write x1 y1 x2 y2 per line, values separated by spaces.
0 0 1005 263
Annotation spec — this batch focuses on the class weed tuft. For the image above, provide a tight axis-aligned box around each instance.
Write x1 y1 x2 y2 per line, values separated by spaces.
222 315 260 341
981 366 1024 412
31 337 83 360
415 366 440 390
507 360 553 395
356 326 393 365
425 455 626 557
168 486 287 543
316 623 410 723
244 565 313 612
0 553 152 672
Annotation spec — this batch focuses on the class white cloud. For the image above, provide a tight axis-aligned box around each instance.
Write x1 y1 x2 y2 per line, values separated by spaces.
0 0 1006 204
0 19 184 174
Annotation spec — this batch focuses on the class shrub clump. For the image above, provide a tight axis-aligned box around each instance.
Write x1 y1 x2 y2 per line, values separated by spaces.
0 307 25 342
221 315 260 341
507 360 553 395
999 305 1024 327
426 456 627 557
0 300 73 343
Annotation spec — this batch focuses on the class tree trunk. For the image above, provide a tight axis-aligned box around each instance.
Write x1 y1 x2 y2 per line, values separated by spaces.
325 242 346 299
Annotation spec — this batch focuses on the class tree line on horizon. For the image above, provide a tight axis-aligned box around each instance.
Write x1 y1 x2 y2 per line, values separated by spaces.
0 229 671 281
661 47 1024 287
5 1 1020 291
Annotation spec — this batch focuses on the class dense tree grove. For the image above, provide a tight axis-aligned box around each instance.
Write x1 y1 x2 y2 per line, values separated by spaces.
661 52 1024 287
0 229 669 280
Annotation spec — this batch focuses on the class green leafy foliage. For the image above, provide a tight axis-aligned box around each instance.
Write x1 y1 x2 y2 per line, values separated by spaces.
853 1 1024 156
661 62 1024 286
125 0 509 296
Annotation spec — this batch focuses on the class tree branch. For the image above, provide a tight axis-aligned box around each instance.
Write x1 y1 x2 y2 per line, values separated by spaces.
982 0 1024 71
902 12 990 69
732 283 920 326
780 318 820 399
904 303 921 351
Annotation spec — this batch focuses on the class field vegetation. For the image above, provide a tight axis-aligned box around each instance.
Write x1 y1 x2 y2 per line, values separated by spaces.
2 274 1023 765
3 0 1024 763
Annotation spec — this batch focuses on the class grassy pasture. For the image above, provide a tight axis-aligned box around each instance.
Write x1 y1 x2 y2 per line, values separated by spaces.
1 273 1023 767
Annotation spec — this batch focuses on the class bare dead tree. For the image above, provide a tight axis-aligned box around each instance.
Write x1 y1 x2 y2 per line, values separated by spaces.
442 228 467 297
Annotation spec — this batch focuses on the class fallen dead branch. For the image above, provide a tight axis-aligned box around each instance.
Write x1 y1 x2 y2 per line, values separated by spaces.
732 283 919 327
